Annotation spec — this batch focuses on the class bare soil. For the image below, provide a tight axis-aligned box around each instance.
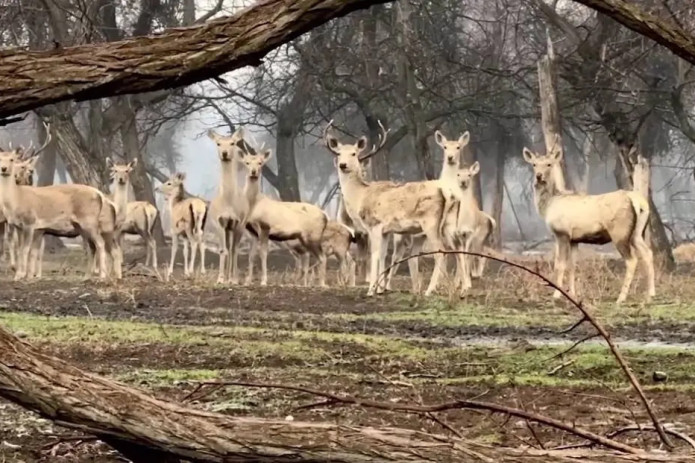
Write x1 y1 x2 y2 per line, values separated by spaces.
0 249 694 462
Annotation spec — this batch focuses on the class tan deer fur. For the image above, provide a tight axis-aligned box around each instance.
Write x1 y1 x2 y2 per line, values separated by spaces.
435 131 496 284
284 219 356 286
0 151 119 280
238 146 328 287
158 173 208 279
324 122 448 296
207 128 250 284
109 159 159 271
522 141 655 304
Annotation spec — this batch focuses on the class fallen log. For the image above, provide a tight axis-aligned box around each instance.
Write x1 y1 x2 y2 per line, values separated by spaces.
0 0 391 121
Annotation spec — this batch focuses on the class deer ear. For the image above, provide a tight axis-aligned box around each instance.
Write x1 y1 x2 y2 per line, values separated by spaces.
458 131 470 147
522 147 535 163
469 161 480 176
434 130 445 147
106 158 114 168
128 158 138 169
356 136 368 151
232 126 244 138
176 172 186 181
28 155 40 168
326 135 340 153
262 149 272 160
551 146 564 162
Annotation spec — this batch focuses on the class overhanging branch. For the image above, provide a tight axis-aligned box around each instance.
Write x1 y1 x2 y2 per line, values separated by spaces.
0 0 392 119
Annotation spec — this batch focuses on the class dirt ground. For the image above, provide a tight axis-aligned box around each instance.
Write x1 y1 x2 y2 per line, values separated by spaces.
1 246 694 462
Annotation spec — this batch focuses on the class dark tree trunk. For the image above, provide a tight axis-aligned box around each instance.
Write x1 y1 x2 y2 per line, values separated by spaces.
273 112 302 202
0 0 391 121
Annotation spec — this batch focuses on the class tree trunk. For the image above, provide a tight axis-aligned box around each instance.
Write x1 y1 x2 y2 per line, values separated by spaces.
490 125 506 249
537 35 570 191
0 0 391 121
273 113 302 202
117 98 165 244
46 110 109 189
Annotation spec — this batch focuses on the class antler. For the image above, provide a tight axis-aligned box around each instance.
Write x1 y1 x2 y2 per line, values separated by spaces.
323 120 340 155
358 120 390 161
24 122 52 158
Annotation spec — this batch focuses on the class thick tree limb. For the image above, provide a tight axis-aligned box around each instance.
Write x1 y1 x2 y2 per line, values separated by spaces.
570 0 695 66
0 0 392 120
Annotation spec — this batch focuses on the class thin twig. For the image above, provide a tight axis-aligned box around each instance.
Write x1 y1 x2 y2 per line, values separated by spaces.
376 249 673 449
546 334 600 361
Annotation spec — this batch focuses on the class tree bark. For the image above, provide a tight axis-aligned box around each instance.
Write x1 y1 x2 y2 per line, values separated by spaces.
537 35 570 191
0 0 391 121
570 0 695 67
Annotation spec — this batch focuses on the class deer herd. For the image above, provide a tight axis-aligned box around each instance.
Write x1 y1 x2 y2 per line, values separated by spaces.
0 121 655 304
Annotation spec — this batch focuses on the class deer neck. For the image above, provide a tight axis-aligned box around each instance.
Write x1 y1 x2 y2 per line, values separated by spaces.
0 174 19 214
219 159 238 200
533 180 562 217
338 169 369 207
112 182 129 215
168 186 185 210
244 175 261 207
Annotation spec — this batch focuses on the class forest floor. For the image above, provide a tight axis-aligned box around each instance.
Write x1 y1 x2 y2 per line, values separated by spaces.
1 246 695 462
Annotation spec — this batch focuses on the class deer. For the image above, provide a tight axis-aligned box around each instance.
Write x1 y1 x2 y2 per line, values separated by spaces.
237 144 328 287
206 128 252 284
0 145 120 280
108 159 160 272
522 137 655 304
435 131 496 280
323 120 448 296
157 172 208 279
284 219 356 286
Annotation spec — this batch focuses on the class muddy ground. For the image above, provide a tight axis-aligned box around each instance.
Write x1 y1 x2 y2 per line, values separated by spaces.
0 248 694 462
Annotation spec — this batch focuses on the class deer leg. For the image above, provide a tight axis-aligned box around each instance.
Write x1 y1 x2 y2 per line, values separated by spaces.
423 228 445 296
230 225 243 285
27 232 42 279
182 236 191 277
366 228 384 296
217 225 228 284
90 232 108 280
8 225 18 272
302 252 310 287
169 233 179 278
635 239 655 301
617 243 638 305
553 236 570 299
568 243 578 297
259 228 269 286
408 236 423 294
385 234 405 291
15 228 33 281
245 236 257 285
199 233 206 276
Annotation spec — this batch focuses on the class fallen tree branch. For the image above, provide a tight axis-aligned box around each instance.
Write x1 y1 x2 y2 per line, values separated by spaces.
189 380 641 454
378 249 672 449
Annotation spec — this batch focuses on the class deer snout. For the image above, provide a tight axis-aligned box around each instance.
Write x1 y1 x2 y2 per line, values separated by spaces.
338 162 348 171
0 166 8 175
535 173 544 183
459 180 470 189
447 156 457 165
